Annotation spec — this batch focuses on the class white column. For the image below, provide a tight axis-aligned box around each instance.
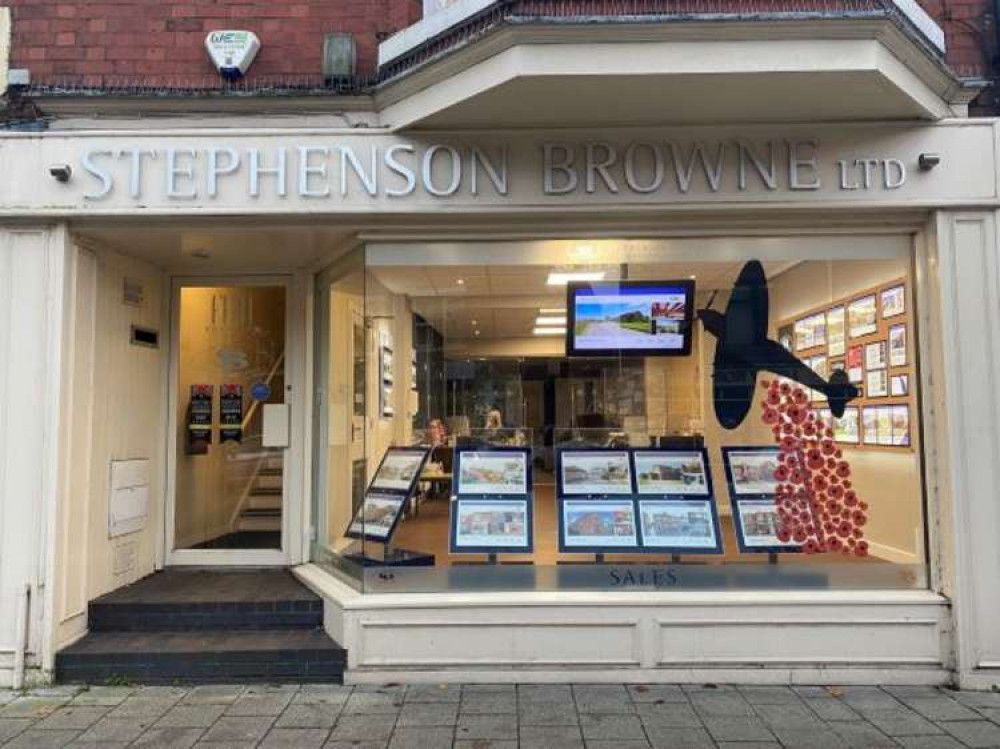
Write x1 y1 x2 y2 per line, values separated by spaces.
934 210 1000 690
0 224 69 686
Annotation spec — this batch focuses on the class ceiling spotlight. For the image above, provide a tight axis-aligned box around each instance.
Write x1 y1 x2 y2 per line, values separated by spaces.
689 274 696 280
546 271 606 286
456 278 465 285
471 319 478 326
474 330 481 337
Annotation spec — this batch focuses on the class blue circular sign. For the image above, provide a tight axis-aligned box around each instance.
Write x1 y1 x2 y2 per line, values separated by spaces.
250 382 271 401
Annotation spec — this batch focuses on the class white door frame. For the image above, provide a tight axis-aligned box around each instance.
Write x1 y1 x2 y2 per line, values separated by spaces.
164 274 305 567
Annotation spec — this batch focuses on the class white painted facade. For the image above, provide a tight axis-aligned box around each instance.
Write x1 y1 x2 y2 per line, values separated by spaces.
2 11 1000 690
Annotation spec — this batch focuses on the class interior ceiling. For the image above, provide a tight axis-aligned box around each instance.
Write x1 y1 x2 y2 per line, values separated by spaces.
414 72 925 129
376 260 795 340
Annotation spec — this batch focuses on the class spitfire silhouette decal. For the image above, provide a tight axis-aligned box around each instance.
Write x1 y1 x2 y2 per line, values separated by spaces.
700 260 859 430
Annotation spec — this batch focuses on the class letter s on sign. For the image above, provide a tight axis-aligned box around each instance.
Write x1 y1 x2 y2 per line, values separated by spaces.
82 149 115 200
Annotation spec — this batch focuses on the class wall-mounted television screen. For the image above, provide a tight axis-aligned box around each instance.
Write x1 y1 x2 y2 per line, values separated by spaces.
566 280 695 357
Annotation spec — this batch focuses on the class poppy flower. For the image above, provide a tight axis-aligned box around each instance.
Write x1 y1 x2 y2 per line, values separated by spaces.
774 465 789 482
763 409 779 425
807 449 825 470
777 529 792 543
781 435 798 451
852 511 867 526
859 501 869 511
853 527 864 539
828 536 843 552
812 475 829 492
793 529 808 543
855 541 869 557
837 521 853 537
828 485 844 500
793 388 808 403
766 390 781 406
835 462 851 479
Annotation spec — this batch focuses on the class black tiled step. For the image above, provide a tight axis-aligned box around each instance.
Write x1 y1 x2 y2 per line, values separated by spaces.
88 569 322 632
56 629 346 685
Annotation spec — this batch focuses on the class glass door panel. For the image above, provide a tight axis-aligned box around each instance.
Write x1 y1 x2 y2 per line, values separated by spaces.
174 284 286 551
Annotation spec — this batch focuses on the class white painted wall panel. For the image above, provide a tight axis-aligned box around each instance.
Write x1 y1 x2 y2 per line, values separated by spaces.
0 227 62 684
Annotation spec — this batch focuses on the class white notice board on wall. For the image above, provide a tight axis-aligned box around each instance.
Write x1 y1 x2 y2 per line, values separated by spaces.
109 459 150 538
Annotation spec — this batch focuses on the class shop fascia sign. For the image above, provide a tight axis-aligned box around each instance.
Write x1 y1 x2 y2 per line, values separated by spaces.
78 137 908 202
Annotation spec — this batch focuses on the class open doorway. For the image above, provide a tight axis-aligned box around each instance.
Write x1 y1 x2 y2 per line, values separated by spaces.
167 278 291 564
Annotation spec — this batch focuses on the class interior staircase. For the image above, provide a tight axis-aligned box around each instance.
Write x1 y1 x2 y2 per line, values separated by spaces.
56 568 346 685
235 457 283 533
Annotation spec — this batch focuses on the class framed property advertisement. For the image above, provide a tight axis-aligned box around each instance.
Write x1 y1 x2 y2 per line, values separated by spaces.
732 498 801 554
891 373 909 396
454 446 531 499
862 407 878 444
794 312 826 350
881 284 906 318
345 493 407 543
847 294 878 338
450 498 532 554
368 447 430 495
637 499 723 554
866 369 888 398
556 448 634 497
558 498 639 553
817 406 860 445
865 340 887 371
847 344 864 383
777 324 794 352
891 404 911 446
720 447 780 498
632 448 712 498
827 305 846 357
889 324 907 367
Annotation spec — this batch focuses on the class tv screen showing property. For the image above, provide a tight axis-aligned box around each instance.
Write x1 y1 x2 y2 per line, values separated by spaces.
567 280 695 356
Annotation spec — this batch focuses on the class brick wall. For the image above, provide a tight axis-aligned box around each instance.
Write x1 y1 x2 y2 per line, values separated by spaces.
7 0 422 87
5 0 998 98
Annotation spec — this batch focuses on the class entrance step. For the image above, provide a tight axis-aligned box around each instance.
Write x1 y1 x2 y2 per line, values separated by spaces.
88 568 320 631
56 629 345 685
57 568 346 685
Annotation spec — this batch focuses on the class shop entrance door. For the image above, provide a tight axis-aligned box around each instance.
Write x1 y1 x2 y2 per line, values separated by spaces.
166 278 292 565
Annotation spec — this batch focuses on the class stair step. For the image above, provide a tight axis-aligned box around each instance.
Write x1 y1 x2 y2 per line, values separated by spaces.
250 487 282 496
247 495 282 511
56 629 345 685
88 569 320 632
237 515 282 532
258 468 283 477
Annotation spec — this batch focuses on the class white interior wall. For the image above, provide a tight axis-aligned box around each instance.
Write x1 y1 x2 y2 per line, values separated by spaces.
50 238 168 652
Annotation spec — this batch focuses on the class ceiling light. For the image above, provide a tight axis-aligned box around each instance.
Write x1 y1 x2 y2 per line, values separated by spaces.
546 271 606 286
536 316 567 326
191 249 211 260
471 319 478 326
456 278 465 285
533 327 566 336
474 330 481 337
689 274 696 280
539 307 566 315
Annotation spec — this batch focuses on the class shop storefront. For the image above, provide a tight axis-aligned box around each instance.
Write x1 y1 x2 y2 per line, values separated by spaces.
2 3 1000 690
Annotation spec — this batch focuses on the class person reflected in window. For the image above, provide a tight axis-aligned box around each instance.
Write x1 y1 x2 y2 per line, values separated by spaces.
428 418 448 447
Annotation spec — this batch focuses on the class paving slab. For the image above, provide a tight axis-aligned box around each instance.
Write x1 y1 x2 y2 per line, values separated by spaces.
519 724 585 749
3 728 83 748
636 701 703 727
579 713 646 740
180 686 246 706
388 726 454 749
829 720 901 748
939 719 1000 748
519 701 580 726
395 702 459 727
454 741 518 749
155 705 227 729
294 685 353 706
71 715 157 744
627 684 688 703
0 718 33 743
130 726 205 749
865 709 945 737
645 726 717 749
703 715 776 743
69 687 135 706
274 703 341 728
519 685 574 704
259 727 330 748
403 685 461 704
199 716 275 743
0 696 71 719
327 715 395 742
454 713 518 740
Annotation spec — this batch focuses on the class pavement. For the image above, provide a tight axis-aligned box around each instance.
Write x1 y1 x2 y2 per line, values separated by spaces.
1 683 1000 748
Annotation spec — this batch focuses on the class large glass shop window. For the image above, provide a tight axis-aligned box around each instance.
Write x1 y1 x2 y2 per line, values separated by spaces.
311 238 928 593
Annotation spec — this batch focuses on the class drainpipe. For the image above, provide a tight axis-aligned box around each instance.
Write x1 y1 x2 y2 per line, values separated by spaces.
12 583 30 690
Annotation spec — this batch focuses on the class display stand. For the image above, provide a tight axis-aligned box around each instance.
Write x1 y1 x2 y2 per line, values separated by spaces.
720 446 803 556
344 447 434 567
449 446 535 562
